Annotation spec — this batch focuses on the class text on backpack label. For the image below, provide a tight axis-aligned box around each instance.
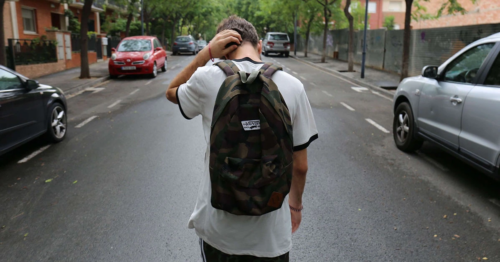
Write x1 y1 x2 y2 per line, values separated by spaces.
241 120 260 131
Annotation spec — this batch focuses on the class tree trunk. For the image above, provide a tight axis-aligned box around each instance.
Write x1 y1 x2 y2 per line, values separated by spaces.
161 16 167 47
321 0 328 63
80 0 93 79
304 13 314 58
170 18 177 50
0 0 7 66
401 0 413 80
344 0 354 72
125 12 133 37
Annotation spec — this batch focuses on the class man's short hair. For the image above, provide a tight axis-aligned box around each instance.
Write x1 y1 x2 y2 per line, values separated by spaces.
216 15 259 47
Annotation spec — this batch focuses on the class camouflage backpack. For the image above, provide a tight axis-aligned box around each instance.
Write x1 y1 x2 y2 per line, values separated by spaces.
209 60 293 216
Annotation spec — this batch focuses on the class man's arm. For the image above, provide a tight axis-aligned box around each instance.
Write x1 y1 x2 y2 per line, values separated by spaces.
166 30 242 104
289 149 308 233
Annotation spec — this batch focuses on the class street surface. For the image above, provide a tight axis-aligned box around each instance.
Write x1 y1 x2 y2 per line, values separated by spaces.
1 54 500 261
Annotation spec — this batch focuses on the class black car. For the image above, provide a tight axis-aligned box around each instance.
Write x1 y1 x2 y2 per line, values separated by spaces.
0 66 67 156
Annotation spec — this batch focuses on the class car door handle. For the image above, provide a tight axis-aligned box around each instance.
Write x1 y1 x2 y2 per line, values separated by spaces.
450 96 463 105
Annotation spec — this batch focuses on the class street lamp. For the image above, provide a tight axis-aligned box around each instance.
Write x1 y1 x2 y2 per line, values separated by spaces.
361 0 369 78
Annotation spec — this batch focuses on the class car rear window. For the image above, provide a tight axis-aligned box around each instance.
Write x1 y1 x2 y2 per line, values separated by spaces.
198 40 207 45
176 37 191 42
117 40 152 52
269 34 288 41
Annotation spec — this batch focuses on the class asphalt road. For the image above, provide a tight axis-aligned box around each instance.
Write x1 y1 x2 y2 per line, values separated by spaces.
1 54 499 261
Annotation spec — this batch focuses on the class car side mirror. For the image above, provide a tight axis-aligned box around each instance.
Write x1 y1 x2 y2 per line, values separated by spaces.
422 65 438 79
155 47 162 52
111 48 116 52
26 79 39 90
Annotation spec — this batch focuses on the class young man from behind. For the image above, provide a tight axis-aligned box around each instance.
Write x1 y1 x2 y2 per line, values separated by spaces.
166 16 318 261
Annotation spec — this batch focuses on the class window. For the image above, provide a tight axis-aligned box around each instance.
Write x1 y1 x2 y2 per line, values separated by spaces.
443 43 495 83
348 2 359 12
368 2 377 13
269 34 289 41
117 40 152 52
394 24 400 30
484 53 500 86
0 69 22 91
22 8 36 33
389 1 401 12
153 39 159 48
176 37 190 42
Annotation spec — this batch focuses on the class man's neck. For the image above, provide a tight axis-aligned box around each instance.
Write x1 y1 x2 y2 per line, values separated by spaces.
227 43 261 62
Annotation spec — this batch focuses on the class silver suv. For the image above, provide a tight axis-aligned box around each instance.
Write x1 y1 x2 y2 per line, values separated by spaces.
262 32 291 57
393 33 500 180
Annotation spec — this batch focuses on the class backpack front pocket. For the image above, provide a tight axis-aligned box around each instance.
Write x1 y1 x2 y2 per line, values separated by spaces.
223 155 280 188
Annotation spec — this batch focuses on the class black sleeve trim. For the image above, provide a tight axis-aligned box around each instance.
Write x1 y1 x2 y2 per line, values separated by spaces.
293 134 318 151
176 87 192 120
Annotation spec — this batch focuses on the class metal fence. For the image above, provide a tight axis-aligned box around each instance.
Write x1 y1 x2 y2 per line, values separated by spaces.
298 23 500 76
6 39 58 70
71 34 101 52
107 36 121 56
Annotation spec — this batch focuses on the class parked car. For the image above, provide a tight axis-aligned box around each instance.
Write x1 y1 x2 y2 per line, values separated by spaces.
197 40 207 52
109 36 167 79
172 35 198 55
392 33 500 180
262 32 291 57
0 66 67 156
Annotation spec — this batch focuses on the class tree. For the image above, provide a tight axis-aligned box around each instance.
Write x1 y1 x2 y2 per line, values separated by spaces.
80 0 94 79
343 0 354 71
383 15 395 30
400 0 477 80
299 0 323 57
125 0 139 37
0 0 6 66
316 0 338 63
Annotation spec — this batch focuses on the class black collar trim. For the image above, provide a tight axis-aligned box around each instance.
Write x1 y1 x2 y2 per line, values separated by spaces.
232 57 264 64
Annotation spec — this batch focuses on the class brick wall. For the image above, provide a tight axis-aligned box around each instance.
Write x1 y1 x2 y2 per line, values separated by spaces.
16 0 66 40
3 2 13 45
412 0 500 29
16 59 66 79
65 51 97 70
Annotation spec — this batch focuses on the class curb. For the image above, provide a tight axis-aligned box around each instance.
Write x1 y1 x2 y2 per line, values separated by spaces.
290 55 395 99
63 75 110 97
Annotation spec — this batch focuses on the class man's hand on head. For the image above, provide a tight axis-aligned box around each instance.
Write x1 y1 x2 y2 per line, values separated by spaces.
166 30 242 104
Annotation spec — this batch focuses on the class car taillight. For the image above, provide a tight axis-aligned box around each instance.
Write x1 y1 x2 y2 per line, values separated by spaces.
189 42 193 45
174 42 177 45
268 42 274 48
283 42 290 47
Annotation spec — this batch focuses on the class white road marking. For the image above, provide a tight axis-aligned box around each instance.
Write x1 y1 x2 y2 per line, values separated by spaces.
300 76 307 80
145 80 153 85
310 82 317 86
416 151 449 172
365 118 390 133
107 100 121 108
76 116 98 128
371 91 393 101
129 89 140 95
322 90 333 97
18 145 51 164
85 87 105 94
340 102 355 111
292 71 298 75
351 87 369 92
294 58 362 86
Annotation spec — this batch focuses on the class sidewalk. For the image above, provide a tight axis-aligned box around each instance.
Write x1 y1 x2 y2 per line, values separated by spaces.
291 51 401 96
36 61 110 96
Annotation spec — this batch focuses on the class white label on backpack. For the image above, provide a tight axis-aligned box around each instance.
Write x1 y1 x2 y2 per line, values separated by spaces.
241 120 260 131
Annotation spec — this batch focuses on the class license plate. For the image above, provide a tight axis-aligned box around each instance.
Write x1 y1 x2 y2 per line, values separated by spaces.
180 47 187 49
122 66 136 70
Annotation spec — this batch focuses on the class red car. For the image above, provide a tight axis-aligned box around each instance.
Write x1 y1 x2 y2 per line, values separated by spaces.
109 36 167 79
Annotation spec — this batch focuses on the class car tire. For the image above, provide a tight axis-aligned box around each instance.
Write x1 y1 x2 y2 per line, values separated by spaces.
110 74 117 79
193 51 196 55
45 102 67 143
393 102 423 152
161 62 167 72
285 52 289 57
150 62 158 78
264 51 268 56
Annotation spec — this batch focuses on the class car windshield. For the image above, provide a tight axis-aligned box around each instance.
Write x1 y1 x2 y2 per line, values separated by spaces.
198 40 207 45
117 40 152 52
176 37 191 42
269 34 288 41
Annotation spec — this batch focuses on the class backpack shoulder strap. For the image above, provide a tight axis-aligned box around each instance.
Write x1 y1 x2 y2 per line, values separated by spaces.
259 62 282 79
215 60 240 76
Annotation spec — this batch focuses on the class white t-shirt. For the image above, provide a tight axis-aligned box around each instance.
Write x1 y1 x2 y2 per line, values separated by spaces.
177 57 318 257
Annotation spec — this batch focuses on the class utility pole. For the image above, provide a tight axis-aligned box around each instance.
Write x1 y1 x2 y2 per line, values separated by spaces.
293 10 297 56
141 0 144 35
360 0 369 78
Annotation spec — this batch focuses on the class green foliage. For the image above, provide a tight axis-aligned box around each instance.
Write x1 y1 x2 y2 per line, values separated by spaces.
383 15 395 30
413 0 477 21
335 1 368 30
64 9 80 34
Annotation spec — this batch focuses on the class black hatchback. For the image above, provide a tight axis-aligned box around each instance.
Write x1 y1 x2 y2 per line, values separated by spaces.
0 66 67 156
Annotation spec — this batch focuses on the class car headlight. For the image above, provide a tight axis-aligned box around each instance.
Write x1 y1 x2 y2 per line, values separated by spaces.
143 53 151 60
111 54 117 60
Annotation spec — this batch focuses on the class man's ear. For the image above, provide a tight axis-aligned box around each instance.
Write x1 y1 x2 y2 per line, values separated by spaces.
258 40 262 55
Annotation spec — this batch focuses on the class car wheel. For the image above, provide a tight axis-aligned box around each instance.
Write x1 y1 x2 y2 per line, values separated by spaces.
285 52 289 57
264 51 268 56
45 103 67 143
393 102 423 152
150 62 157 78
110 74 117 79
161 62 167 72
